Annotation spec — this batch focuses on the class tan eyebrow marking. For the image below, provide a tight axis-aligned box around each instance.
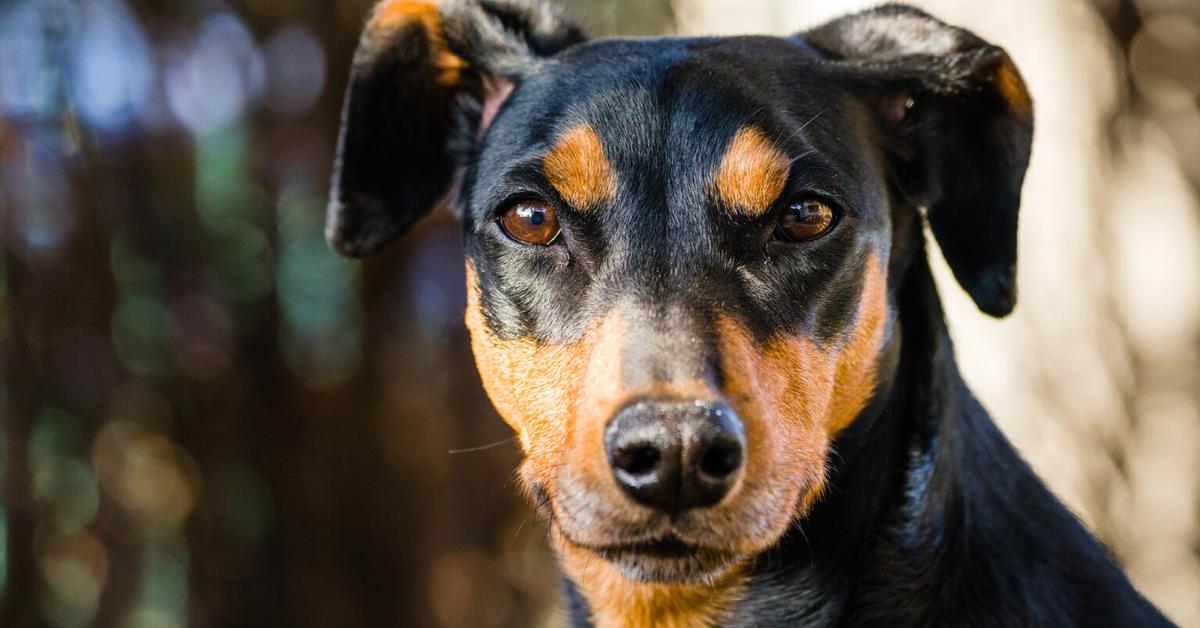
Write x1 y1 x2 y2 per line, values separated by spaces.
713 126 791 217
543 124 618 211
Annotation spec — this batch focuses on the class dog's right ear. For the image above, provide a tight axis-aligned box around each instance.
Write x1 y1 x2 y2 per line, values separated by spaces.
326 0 586 257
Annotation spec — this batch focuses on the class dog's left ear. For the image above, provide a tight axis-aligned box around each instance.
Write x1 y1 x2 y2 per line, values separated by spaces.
327 0 586 257
803 5 1034 317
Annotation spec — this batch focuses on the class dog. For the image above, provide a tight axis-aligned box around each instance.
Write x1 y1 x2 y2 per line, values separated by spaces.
325 1 1172 625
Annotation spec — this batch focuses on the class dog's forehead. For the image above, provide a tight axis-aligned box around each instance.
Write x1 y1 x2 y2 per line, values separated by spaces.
475 36 864 201
521 36 842 141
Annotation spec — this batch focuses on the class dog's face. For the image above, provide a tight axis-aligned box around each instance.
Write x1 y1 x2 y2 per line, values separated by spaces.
327 0 1032 586
461 37 897 582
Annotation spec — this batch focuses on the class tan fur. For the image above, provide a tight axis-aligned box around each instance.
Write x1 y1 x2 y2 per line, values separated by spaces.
993 54 1033 118
713 126 791 216
370 0 467 88
543 124 619 210
556 535 746 628
464 262 625 505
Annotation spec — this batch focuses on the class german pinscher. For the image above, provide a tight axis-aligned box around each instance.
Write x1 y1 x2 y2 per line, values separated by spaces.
325 1 1172 625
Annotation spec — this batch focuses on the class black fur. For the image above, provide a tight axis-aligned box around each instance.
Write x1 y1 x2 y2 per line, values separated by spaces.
327 2 1170 625
807 5 1032 317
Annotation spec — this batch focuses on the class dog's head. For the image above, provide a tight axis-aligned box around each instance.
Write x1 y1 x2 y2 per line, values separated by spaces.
328 0 1032 585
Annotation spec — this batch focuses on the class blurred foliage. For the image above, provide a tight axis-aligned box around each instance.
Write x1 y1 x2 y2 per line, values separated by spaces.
0 0 1196 627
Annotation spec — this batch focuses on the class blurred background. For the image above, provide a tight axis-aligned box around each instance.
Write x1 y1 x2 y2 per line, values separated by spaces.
0 0 1197 626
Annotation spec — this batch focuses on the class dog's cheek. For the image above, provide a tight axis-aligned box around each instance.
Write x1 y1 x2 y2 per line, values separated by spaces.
558 313 630 502
464 263 575 490
463 264 637 513
770 252 889 509
714 253 889 543
716 318 830 546
826 252 890 434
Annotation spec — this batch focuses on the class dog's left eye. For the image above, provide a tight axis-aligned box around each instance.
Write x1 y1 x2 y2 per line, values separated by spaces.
776 197 837 242
499 200 561 245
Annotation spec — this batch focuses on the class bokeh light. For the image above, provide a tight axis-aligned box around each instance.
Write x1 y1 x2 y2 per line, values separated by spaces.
165 13 264 137
276 182 362 388
68 0 155 131
0 2 60 120
262 25 327 120
3 139 75 255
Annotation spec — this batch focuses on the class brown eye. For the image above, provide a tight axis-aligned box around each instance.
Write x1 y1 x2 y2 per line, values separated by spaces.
777 197 836 242
499 200 560 245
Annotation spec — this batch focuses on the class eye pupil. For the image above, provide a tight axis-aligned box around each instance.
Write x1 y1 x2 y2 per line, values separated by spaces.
500 200 560 245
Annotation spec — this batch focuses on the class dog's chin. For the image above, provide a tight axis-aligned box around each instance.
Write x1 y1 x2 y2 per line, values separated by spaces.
588 536 744 584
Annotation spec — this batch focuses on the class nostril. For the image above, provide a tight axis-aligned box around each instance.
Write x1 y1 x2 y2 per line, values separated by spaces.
698 440 742 479
614 444 661 476
605 398 744 513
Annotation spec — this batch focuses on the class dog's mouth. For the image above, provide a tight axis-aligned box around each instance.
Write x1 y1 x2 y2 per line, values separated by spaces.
539 479 770 583
596 534 700 559
569 533 744 584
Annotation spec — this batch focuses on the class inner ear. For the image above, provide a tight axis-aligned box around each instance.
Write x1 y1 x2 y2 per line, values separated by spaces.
877 92 914 126
478 79 515 137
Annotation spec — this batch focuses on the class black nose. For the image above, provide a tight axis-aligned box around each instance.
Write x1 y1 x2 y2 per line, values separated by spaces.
604 400 746 513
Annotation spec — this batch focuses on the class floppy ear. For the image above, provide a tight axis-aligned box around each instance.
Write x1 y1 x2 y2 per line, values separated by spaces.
327 0 586 257
804 5 1034 317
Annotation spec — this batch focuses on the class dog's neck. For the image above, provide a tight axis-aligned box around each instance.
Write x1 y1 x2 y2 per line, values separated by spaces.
560 253 977 627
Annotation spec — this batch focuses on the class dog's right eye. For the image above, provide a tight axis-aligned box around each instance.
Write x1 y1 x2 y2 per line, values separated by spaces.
499 200 561 245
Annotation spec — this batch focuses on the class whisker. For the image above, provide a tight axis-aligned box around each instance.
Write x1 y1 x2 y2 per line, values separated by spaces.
447 436 516 454
788 148 818 165
780 107 830 148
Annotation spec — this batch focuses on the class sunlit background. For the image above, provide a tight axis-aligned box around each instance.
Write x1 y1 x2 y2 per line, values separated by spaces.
0 0 1196 626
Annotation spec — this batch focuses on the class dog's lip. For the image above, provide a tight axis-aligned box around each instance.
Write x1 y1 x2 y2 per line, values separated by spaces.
567 531 747 584
544 487 755 561
572 532 736 560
